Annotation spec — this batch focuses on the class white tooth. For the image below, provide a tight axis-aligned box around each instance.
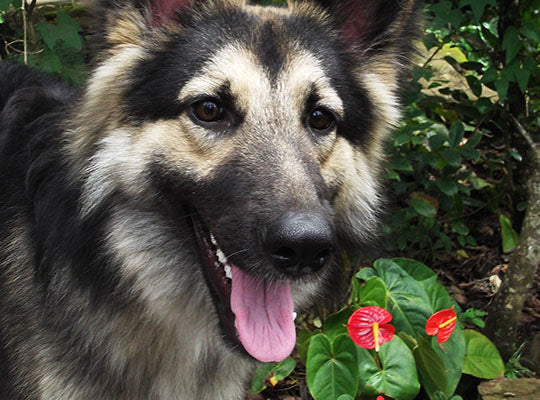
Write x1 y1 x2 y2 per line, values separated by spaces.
292 312 297 321
224 264 232 280
216 248 228 264
210 233 218 247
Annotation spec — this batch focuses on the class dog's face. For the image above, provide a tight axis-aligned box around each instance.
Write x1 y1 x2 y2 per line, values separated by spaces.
72 0 419 362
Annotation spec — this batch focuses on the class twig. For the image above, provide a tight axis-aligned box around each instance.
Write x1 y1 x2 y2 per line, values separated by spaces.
509 114 538 159
22 0 27 64
421 45 441 69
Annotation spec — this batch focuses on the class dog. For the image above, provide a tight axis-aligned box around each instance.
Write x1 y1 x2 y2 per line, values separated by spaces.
0 0 420 398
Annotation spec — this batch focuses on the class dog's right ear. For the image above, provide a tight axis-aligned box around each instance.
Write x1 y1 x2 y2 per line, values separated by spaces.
301 0 421 54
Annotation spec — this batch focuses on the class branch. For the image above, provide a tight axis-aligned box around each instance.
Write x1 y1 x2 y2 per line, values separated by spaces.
509 114 540 168
22 0 27 64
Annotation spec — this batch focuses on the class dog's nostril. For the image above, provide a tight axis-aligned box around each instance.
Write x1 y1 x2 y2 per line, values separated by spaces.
265 213 334 276
273 247 296 262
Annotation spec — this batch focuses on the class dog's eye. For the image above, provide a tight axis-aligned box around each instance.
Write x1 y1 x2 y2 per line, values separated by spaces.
193 100 224 122
308 109 335 131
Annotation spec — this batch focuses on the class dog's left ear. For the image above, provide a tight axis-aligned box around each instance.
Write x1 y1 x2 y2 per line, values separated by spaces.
150 0 195 24
308 0 420 52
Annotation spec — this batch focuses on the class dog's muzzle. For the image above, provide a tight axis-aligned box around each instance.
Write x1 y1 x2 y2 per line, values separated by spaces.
263 212 334 277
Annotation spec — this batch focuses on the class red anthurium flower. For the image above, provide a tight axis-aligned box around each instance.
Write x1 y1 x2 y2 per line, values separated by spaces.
347 306 395 352
377 396 385 400
425 306 457 343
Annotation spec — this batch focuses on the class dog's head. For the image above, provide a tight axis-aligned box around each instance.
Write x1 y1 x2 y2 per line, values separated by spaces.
72 0 420 362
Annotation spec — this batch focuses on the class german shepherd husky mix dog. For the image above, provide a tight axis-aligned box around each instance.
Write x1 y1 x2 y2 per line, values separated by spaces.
0 0 420 398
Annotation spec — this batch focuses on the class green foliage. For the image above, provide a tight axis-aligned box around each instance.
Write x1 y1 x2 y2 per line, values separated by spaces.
462 330 505 379
357 335 420 400
0 3 86 84
504 342 536 379
498 213 520 252
306 334 359 400
295 258 502 400
461 308 486 328
384 0 539 261
250 357 296 394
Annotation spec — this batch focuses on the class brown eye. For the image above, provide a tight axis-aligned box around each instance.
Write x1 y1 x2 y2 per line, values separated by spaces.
308 108 334 131
193 100 224 122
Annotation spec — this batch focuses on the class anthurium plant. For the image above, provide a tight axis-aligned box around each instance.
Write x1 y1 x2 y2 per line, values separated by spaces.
251 258 505 400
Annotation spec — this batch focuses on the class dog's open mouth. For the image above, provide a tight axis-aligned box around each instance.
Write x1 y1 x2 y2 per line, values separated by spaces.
191 212 296 362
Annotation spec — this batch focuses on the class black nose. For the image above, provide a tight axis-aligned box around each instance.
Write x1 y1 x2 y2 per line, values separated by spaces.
264 213 334 277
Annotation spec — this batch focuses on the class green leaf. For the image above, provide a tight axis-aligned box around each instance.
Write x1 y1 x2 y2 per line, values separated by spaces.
410 198 437 219
357 336 420 400
494 76 510 103
297 329 312 365
429 133 447 150
357 277 387 308
323 308 352 342
437 177 459 196
451 220 469 235
389 156 414 172
463 308 486 329
251 362 278 394
393 258 436 283
0 0 11 12
462 330 504 379
372 259 432 337
441 149 462 167
37 11 82 51
415 332 466 400
449 121 464 148
356 267 377 282
459 0 496 22
56 11 83 51
336 395 354 400
306 334 359 400
509 148 523 162
461 61 483 71
499 214 519 252
413 337 449 397
466 75 482 97
514 68 530 93
481 67 498 83
521 22 540 43
250 358 296 393
502 26 522 64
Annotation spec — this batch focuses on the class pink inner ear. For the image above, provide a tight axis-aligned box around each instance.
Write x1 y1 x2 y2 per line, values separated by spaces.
342 19 371 44
152 0 193 24
336 0 382 45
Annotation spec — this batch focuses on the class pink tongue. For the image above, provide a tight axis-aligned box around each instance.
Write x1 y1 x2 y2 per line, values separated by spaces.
230 266 296 362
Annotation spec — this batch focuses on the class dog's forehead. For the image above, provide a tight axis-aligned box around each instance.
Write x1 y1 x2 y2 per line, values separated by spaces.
178 44 343 117
176 5 343 114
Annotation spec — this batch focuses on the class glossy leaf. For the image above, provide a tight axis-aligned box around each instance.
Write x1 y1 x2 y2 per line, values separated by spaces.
449 121 465 148
413 331 466 400
323 307 352 342
462 330 504 379
357 277 387 308
306 334 359 400
357 335 420 400
372 259 432 337
250 358 296 394
410 198 437 219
